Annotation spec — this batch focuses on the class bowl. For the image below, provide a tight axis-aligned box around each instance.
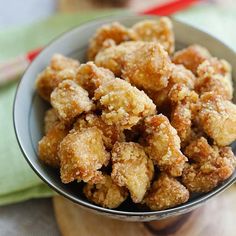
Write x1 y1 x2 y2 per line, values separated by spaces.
13 14 236 222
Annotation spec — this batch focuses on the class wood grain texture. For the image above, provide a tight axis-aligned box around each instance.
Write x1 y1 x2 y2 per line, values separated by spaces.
53 184 236 236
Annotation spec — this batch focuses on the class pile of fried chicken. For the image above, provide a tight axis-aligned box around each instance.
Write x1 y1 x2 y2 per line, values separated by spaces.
36 17 236 210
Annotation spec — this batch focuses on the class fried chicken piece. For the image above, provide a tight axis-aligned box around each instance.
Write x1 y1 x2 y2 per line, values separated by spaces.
146 64 196 108
144 115 187 176
87 22 137 60
144 173 189 210
172 44 211 74
50 80 93 122
36 54 80 101
73 113 125 149
196 58 233 100
83 174 128 209
96 42 172 91
94 78 156 129
50 54 80 71
95 41 144 76
38 122 69 168
44 108 60 134
111 142 154 203
132 17 175 54
198 92 236 146
59 127 110 184
169 83 199 146
145 88 171 111
75 62 115 97
170 64 196 89
182 137 236 192
122 42 172 92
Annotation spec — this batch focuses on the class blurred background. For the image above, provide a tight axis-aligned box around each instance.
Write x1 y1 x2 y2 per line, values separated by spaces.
0 0 236 235
0 0 235 29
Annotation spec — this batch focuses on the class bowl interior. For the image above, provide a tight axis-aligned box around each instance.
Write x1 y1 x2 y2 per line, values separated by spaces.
14 14 236 221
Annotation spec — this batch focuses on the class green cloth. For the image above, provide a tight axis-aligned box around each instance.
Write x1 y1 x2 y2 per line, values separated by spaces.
0 5 235 206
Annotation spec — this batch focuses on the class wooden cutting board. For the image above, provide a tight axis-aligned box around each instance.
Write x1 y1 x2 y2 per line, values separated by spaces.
53 184 236 236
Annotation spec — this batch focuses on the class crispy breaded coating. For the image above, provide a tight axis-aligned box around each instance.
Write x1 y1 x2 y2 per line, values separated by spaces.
144 115 187 176
75 62 115 97
144 173 189 210
132 17 175 54
171 103 192 145
59 127 110 184
170 64 196 89
122 42 172 92
36 54 79 101
169 84 199 145
146 64 196 108
172 44 211 74
38 122 69 168
87 22 137 60
83 175 128 209
145 88 171 111
50 53 80 71
196 58 233 100
36 18 236 211
96 41 172 90
182 137 236 192
198 92 236 146
185 137 217 163
95 41 144 76
111 142 154 203
44 108 60 134
94 78 156 129
50 80 93 122
73 113 125 149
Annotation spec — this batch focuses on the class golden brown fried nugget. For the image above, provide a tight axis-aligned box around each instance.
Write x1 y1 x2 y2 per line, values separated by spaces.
132 17 175 54
144 115 187 176
144 173 189 210
50 54 80 71
59 127 110 184
111 142 154 203
38 122 69 168
122 42 172 92
75 62 115 97
169 84 199 146
95 41 144 76
51 80 93 122
96 42 172 90
94 78 156 129
36 54 80 101
146 64 196 108
83 175 128 209
73 113 125 149
196 58 233 100
172 44 211 74
87 22 137 60
44 108 60 134
182 137 236 192
198 92 236 146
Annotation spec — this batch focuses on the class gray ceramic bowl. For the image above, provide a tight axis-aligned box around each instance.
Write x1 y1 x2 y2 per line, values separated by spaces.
14 14 236 222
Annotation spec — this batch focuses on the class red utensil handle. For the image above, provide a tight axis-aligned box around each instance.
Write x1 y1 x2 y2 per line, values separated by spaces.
0 0 199 85
142 0 199 15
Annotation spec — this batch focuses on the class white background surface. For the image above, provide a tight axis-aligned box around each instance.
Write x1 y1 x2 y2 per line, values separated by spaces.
0 0 56 29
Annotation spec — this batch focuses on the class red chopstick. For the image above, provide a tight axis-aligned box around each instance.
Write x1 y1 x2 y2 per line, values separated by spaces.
142 0 200 15
0 0 200 85
27 47 42 61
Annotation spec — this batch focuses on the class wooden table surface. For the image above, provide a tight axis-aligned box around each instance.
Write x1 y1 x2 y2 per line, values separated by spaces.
54 184 236 236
